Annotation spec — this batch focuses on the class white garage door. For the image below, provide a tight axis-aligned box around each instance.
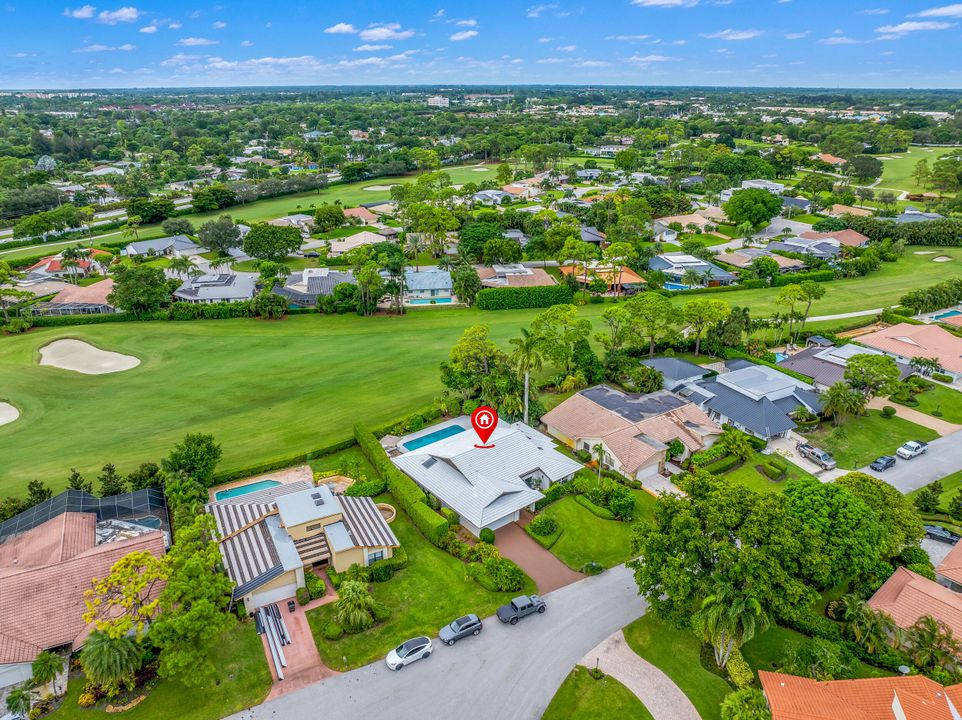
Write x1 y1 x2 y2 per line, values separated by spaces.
251 582 298 609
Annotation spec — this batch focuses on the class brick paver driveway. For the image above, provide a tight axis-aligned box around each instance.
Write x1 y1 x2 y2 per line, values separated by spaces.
495 521 584 593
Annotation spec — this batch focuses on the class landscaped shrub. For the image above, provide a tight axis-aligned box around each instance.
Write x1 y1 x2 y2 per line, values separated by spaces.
407 501 449 545
725 648 754 689
387 545 409 571
534 476 584 510
529 514 558 536
326 568 343 590
907 562 937 580
440 507 460 527
482 556 525 592
761 463 784 480
476 284 573 310
437 530 471 559
321 622 344 641
372 602 391 623
344 476 388 496
933 372 953 383
343 563 371 583
897 546 930 567
368 559 395 583
424 492 441 511
305 572 326 600
296 587 311 606
580 561 604 575
466 541 501 563
574 493 617 520
705 455 741 475
479 527 496 544
881 405 896 418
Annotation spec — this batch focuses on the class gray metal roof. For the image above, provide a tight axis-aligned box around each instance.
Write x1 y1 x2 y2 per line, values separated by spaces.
695 380 797 438
580 226 605 244
275 485 341 527
580 385 690 423
404 269 451 292
896 209 944 223
324 521 355 553
648 254 736 281
639 357 707 387
123 235 199 256
173 273 256 302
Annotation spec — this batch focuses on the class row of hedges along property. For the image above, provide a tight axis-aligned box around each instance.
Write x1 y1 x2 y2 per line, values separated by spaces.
476 284 573 310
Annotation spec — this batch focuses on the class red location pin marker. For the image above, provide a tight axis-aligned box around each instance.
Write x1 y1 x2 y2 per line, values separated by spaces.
471 406 498 448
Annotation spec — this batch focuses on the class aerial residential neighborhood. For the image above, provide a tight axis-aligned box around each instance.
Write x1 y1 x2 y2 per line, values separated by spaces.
2 2 962 720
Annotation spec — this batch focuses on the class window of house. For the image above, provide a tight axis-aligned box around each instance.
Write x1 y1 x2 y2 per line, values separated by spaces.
305 523 321 532
367 550 384 565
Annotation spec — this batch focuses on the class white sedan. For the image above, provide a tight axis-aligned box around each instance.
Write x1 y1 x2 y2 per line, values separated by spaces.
385 636 433 671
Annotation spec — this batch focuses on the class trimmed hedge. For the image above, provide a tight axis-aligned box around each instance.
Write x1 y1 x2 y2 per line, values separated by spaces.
771 269 835 286
573 494 617 520
344 476 388 497
212 437 356 483
933 372 953 383
476 284 573 310
704 455 741 475
440 507 460 527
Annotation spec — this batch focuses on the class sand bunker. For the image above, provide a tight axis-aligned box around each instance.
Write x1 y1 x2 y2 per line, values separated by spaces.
934 256 953 263
0 402 18 427
471 167 490 172
363 184 400 191
914 251 936 255
39 339 140 375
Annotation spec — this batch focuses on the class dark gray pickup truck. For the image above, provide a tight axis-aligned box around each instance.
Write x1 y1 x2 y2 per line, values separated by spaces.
497 595 546 625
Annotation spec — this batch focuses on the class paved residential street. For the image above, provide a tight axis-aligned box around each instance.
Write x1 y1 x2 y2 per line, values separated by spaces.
227 565 647 720
862 429 962 493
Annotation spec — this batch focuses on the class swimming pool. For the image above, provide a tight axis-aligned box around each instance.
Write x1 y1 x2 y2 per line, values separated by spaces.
409 298 453 305
215 479 281 501
402 424 466 451
774 352 788 362
664 282 690 291
935 310 962 320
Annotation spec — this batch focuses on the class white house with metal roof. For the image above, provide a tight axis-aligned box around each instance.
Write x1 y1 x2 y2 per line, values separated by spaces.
206 482 398 610
391 418 582 537
172 273 256 304
403 268 454 304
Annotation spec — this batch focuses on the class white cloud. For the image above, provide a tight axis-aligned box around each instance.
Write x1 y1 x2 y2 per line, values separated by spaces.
784 31 810 39
874 20 955 34
627 53 678 61
576 59 610 67
537 36 552 42
177 37 219 46
536 57 564 63
819 35 860 44
8 52 36 57
450 29 478 40
335 50 416 69
526 3 558 18
240 40 254 47
455 18 477 26
63 5 96 19
605 34 652 40
354 43 391 51
556 44 576 51
699 28 764 40
430 9 445 21
212 20 226 29
139 24 157 33
168 21 182 29
159 53 203 67
97 6 141 24
323 22 357 34
359 23 415 41
912 3 962 17
631 0 698 5
859 7 889 13
74 42 135 52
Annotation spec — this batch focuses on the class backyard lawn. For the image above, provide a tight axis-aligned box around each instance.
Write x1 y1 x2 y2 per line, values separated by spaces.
801 410 938 470
622 615 731 720
541 666 653 720
534 489 656 570
741 625 891 680
721 451 818 493
306 497 536 671
48 622 270 720
907 468 962 513
894 381 962 425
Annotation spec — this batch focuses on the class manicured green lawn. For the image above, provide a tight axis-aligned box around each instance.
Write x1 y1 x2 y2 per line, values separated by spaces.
306 497 536 671
623 615 730 720
742 625 890 680
0 307 615 491
721 451 818 493
802 411 939 470
541 666 654 720
677 232 729 248
49 622 270 720
308 444 378 479
894 382 962 424
536 490 655 570
785 213 822 225
876 146 962 193
907 468 962 513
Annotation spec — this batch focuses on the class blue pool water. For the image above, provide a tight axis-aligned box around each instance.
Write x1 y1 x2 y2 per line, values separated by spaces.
409 297 453 305
402 425 466 451
215 479 281 501
664 282 690 291
774 352 788 362
935 310 962 320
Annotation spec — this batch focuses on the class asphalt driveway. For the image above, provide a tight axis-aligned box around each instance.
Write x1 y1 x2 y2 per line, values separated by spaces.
861 429 962 493
227 565 647 720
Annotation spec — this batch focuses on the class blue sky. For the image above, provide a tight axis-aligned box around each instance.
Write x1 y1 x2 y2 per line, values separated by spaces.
1 1 961 89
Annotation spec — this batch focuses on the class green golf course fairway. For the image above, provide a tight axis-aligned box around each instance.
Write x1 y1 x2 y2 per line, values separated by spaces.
0 307 605 493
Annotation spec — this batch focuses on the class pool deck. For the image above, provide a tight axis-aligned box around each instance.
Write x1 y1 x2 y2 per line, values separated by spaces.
396 416 470 453
208 464 314 503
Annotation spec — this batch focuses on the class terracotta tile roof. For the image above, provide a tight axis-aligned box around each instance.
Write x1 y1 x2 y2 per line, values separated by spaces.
342 207 377 223
868 566 962 637
541 388 720 474
857 323 962 374
830 204 873 217
50 279 115 306
716 252 805 270
654 213 712 228
936 541 962 585
0 513 96 569
558 265 646 287
813 152 847 166
760 670 955 720
477 266 557 288
0 528 165 664
800 229 870 248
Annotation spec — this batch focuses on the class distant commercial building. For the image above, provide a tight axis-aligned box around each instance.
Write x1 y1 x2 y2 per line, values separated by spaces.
427 96 450 108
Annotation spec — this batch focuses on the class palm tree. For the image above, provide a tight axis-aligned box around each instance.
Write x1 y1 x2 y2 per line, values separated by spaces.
694 581 769 668
509 328 544 426
404 234 426 272
592 443 605 478
907 616 961 670
31 650 65 696
681 268 702 289
823 382 858 426
5 683 31 718
79 631 142 690
334 580 376 631
167 256 194 280
60 246 82 284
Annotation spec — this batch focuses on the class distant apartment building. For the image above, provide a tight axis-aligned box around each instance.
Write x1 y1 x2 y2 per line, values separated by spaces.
427 96 450 108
